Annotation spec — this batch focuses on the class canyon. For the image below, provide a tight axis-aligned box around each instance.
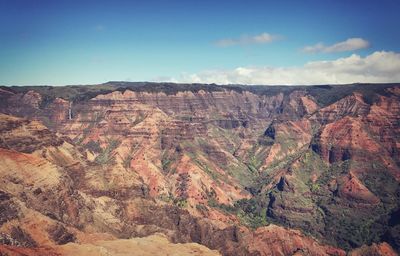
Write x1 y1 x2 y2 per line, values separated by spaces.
0 82 399 255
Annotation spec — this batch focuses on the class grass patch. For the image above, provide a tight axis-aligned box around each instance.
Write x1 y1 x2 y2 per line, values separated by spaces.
94 139 121 165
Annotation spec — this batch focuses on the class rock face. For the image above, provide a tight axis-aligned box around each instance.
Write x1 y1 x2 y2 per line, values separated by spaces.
349 242 398 256
0 114 64 153
246 225 345 256
0 83 399 255
0 234 221 256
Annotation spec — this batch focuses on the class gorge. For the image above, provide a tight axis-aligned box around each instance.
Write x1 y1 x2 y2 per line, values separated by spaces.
0 82 399 256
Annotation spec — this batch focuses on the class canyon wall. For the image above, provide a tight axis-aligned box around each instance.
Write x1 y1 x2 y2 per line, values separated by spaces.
0 83 399 255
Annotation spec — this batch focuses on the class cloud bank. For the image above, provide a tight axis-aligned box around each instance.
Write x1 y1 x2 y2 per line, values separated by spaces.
303 38 370 53
215 32 280 47
167 51 400 85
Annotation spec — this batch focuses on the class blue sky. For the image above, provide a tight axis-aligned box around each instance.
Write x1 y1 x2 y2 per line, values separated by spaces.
1 0 400 85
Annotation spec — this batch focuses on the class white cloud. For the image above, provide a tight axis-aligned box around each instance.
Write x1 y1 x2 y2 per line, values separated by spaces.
215 32 281 47
303 38 370 53
161 51 400 85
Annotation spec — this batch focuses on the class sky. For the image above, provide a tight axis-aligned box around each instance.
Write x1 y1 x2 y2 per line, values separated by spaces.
1 0 400 85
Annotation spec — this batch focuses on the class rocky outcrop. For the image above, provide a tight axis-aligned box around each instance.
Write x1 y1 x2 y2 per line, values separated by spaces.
349 242 398 256
0 234 222 256
338 172 380 204
311 93 370 124
246 225 345 256
0 114 64 153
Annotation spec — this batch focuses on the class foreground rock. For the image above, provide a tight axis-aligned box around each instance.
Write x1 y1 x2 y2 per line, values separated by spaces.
0 234 221 256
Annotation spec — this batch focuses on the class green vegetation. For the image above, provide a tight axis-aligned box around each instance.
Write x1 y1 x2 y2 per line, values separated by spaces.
161 158 171 171
207 196 269 229
85 140 102 154
94 139 121 165
158 192 189 208
182 139 223 182
257 136 274 146
237 210 268 229
74 111 105 146
314 160 350 188
160 148 179 174
295 150 328 183
196 159 220 181
234 198 268 229
196 204 208 213
245 142 265 174
310 183 320 193
361 167 400 206
231 143 400 251
174 198 188 208
122 143 141 168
